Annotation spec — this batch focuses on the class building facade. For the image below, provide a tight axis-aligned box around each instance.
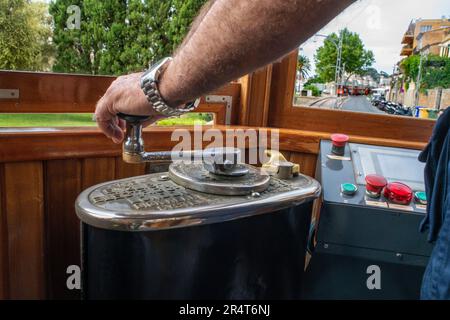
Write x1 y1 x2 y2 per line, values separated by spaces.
400 18 450 57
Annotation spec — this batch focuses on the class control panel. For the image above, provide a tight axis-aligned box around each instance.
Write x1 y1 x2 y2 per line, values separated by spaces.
315 139 433 265
319 140 427 214
303 138 434 299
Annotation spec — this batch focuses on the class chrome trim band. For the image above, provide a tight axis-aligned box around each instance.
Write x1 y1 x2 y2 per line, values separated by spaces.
75 172 321 232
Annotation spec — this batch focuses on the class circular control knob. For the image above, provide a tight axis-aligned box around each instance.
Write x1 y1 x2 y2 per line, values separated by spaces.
331 134 349 156
414 191 427 205
383 182 413 205
365 174 387 198
341 183 358 196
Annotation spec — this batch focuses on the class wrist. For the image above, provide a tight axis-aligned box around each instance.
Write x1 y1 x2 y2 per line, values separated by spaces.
157 60 186 109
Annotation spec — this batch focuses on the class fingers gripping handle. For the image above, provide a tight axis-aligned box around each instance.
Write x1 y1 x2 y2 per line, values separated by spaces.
117 112 151 124
118 113 147 163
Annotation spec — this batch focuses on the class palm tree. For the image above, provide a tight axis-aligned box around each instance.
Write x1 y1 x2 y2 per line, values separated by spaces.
297 54 311 80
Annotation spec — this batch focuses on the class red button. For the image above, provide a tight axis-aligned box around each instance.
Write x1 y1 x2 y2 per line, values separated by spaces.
383 182 413 205
365 174 387 195
331 134 349 147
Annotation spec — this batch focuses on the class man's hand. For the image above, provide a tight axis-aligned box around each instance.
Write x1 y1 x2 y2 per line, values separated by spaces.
95 72 164 143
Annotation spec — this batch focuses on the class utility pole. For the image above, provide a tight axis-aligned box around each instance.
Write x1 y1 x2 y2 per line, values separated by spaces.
334 30 344 109
335 30 344 96
392 65 398 102
314 31 344 109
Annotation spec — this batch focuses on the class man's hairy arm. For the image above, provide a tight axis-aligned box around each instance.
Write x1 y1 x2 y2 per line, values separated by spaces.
160 0 355 107
96 0 355 142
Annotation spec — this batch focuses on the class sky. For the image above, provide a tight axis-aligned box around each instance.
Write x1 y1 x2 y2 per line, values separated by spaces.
300 0 450 74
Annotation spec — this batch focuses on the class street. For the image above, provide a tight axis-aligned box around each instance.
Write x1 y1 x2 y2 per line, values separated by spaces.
341 96 385 114
301 96 386 115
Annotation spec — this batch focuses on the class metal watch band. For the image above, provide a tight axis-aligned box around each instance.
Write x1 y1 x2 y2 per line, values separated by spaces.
141 57 200 117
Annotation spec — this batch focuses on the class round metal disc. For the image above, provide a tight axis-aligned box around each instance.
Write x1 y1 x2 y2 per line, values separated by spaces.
168 162 270 196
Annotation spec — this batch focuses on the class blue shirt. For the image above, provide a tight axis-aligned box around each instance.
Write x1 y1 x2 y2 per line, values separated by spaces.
419 107 450 299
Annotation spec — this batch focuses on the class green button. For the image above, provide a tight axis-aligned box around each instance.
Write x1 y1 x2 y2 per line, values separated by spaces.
341 183 357 196
415 191 427 205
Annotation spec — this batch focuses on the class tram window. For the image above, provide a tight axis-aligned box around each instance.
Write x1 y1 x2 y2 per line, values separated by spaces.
293 0 449 120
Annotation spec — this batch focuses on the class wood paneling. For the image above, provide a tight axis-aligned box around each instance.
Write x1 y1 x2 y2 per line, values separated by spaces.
0 164 8 299
115 157 146 179
44 159 82 300
289 152 318 178
81 158 116 189
205 82 242 125
268 50 298 123
238 66 273 127
0 71 114 113
273 106 435 143
3 161 45 299
0 126 427 164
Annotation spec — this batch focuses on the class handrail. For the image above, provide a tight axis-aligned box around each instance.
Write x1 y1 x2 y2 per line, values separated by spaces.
0 125 426 163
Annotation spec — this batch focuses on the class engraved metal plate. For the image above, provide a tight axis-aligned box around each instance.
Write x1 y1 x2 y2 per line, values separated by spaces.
76 168 321 232
168 162 270 196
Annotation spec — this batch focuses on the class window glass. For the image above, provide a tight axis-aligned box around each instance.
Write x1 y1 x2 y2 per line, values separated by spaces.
293 0 450 120
0 0 209 127
156 113 214 126
0 113 96 127
420 25 432 32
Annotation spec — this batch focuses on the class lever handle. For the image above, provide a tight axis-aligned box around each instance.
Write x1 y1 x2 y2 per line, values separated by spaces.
117 112 151 123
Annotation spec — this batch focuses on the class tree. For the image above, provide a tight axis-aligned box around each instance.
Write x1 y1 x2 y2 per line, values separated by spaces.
49 0 208 75
421 55 450 90
168 0 206 52
297 54 311 80
304 84 320 97
401 54 450 91
379 71 390 78
400 54 420 83
304 75 324 87
363 67 380 83
0 0 54 71
49 0 91 73
314 28 375 83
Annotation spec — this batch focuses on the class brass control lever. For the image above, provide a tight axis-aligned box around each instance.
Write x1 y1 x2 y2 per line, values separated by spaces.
262 150 300 180
117 113 247 176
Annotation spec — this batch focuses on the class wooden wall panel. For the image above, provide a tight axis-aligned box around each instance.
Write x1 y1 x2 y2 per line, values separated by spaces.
3 161 45 299
0 71 114 113
44 159 81 300
81 158 116 189
115 158 146 179
289 152 318 178
237 66 273 127
0 164 8 299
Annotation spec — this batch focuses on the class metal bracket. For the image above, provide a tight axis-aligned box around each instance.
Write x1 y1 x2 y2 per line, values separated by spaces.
0 89 19 99
205 95 233 125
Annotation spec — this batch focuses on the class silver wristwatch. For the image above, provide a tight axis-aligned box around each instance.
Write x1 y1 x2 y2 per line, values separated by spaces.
141 57 200 117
